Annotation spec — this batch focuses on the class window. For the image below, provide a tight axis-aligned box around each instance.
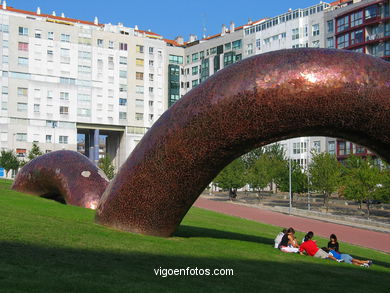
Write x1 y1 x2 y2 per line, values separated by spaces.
192 66 198 75
136 45 144 53
149 47 154 54
312 24 320 36
2 55 8 64
135 99 144 107
108 41 114 49
149 87 154 94
60 77 75 85
119 70 127 78
16 133 27 142
186 55 190 64
293 142 307 154
338 141 346 155
337 15 349 33
351 11 363 27
34 104 40 113
136 58 144 66
17 103 28 112
192 53 199 62
60 106 69 115
351 29 363 45
192 79 199 87
60 92 69 101
35 30 42 38
327 37 334 48
256 39 261 49
327 20 333 33
60 48 70 63
337 34 349 49
169 55 183 64
48 31 54 40
18 27 28 36
78 94 91 103
136 72 144 80
59 136 68 144
149 60 154 67
313 141 321 153
97 39 103 47
119 43 128 51
149 73 154 81
18 57 28 66
328 141 335 154
79 51 91 60
225 42 231 50
292 28 299 40
119 84 128 92
77 108 91 117
119 56 127 65
60 34 70 42
232 40 242 50
18 42 28 51
17 87 28 96
223 52 234 66
135 113 144 121
78 65 91 74
119 98 127 106
365 5 378 20
46 135 52 143
136 86 144 94
2 86 8 94
119 112 127 120
312 40 320 48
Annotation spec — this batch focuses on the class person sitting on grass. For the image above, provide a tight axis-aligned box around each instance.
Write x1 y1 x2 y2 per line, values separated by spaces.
299 232 338 260
274 228 287 248
322 247 372 267
328 234 340 252
278 227 299 253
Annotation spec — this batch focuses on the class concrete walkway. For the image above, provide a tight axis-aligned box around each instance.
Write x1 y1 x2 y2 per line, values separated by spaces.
194 197 390 253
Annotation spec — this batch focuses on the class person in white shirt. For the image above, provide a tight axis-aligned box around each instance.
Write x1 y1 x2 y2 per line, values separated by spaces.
274 228 287 248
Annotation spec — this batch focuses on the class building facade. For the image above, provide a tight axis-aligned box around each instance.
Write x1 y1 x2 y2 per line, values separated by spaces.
1 0 387 177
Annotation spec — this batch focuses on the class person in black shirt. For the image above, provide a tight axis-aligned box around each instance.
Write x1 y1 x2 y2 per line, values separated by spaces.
327 234 340 252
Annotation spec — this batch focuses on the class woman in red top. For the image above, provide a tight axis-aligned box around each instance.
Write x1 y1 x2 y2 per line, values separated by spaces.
299 232 337 260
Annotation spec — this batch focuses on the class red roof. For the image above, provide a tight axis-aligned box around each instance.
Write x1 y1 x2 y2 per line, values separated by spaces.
1 5 103 27
135 29 161 37
329 0 352 7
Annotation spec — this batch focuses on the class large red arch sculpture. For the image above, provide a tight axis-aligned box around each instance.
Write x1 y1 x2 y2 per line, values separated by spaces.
95 49 390 237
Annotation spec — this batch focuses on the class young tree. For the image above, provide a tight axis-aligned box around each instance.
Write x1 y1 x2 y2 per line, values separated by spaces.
342 156 384 219
27 143 43 161
98 154 116 180
214 158 246 200
0 150 20 178
309 152 342 212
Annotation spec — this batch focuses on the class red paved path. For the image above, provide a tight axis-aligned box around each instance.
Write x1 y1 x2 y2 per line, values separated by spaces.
194 198 390 253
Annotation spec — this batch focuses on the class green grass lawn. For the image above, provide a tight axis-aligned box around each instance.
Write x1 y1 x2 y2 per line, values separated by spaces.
0 179 389 293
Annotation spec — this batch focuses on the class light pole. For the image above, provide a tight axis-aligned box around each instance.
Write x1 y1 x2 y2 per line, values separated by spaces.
307 137 311 211
289 140 292 214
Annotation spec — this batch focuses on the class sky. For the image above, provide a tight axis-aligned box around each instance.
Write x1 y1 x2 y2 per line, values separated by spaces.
7 0 324 40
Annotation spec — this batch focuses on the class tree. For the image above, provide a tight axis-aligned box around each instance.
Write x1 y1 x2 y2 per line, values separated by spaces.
98 154 116 180
214 158 246 200
341 156 384 219
309 152 342 212
0 150 20 178
276 160 308 203
27 143 43 161
246 144 286 199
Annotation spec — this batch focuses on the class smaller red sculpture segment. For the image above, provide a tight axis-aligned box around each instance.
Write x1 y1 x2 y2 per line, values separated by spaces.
12 150 109 209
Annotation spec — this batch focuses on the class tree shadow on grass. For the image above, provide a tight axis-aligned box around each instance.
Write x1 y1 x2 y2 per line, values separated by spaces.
175 225 273 246
0 241 389 293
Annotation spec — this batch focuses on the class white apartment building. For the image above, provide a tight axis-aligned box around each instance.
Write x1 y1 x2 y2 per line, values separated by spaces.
0 1 174 173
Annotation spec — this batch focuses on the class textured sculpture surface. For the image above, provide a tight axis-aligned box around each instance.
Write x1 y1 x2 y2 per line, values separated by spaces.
12 150 109 209
95 49 390 236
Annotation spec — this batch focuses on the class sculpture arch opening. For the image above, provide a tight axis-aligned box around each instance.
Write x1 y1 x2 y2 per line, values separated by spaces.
95 49 390 237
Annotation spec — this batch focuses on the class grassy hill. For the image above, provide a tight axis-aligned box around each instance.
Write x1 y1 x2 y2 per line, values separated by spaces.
0 179 389 292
